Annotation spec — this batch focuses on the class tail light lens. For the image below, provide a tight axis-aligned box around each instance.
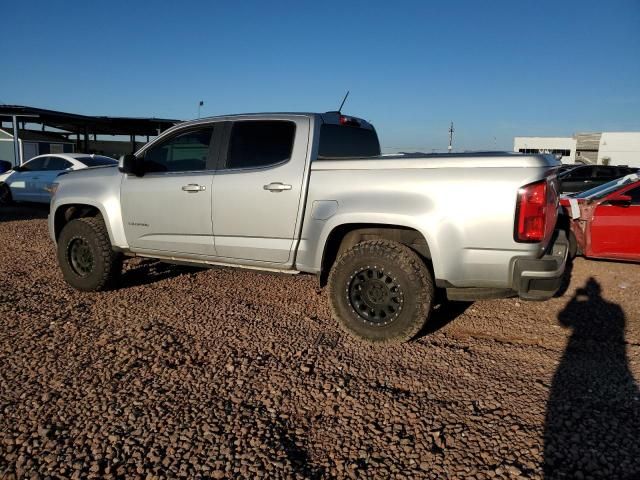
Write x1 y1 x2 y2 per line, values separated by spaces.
515 180 548 242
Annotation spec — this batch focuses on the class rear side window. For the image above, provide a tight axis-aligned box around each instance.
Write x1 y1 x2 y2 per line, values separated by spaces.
627 186 640 205
44 157 73 171
76 155 117 167
594 167 617 178
144 127 213 173
318 124 380 158
226 121 296 169
560 166 589 180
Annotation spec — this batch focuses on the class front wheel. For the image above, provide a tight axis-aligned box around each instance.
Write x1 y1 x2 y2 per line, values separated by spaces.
57 217 122 291
328 240 434 344
0 183 12 206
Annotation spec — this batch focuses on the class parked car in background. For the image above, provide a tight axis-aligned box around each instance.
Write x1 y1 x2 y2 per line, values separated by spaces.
0 154 117 205
560 173 640 262
557 164 636 194
0 159 11 174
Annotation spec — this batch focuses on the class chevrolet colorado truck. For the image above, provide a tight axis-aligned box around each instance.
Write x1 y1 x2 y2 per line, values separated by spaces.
49 112 568 343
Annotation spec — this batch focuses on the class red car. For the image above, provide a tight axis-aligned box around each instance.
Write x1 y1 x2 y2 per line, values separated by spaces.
560 173 640 262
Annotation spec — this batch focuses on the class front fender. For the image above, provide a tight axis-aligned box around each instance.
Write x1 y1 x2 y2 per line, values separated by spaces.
50 196 128 249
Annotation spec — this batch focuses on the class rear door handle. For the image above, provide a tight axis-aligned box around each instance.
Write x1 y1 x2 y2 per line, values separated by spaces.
263 182 292 192
182 184 206 192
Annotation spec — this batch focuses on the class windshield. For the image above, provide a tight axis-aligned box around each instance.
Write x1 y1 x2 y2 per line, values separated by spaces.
76 155 118 167
574 173 639 200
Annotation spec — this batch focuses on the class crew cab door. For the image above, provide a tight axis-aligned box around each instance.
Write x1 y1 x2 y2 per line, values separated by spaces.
589 185 640 260
11 157 47 202
212 118 310 264
36 156 73 202
120 124 219 256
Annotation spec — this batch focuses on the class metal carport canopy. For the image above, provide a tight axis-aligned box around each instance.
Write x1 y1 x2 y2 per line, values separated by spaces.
0 105 179 136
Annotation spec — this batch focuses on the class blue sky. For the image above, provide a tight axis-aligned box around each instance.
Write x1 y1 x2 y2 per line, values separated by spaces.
2 0 639 151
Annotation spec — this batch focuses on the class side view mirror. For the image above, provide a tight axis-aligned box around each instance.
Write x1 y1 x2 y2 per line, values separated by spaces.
119 153 143 177
607 193 632 206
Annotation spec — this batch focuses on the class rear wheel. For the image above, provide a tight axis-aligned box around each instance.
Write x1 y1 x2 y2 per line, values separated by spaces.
57 217 122 291
328 240 434 344
0 183 12 206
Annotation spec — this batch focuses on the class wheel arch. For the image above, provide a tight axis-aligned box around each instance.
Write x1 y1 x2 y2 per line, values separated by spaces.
54 203 109 242
319 223 433 287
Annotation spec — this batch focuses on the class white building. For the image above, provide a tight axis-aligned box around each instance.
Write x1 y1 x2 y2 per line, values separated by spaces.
513 136 576 163
514 132 640 167
598 132 640 166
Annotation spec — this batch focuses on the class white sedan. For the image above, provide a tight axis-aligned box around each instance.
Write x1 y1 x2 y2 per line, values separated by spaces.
0 153 117 204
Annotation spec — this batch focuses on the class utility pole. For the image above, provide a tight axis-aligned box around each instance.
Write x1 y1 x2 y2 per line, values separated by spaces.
197 100 204 119
448 121 454 153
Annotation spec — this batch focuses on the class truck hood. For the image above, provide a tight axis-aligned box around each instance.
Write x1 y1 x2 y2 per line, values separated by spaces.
57 165 119 181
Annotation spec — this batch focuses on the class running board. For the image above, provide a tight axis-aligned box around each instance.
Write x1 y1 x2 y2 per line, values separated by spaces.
136 254 300 275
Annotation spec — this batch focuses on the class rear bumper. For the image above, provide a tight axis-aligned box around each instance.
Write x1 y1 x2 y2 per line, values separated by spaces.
512 230 569 301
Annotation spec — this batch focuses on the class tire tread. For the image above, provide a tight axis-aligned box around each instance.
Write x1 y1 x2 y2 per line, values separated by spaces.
328 239 434 344
58 216 121 291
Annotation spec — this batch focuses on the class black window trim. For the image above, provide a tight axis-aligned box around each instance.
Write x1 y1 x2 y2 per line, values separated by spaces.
137 122 220 177
216 120 297 174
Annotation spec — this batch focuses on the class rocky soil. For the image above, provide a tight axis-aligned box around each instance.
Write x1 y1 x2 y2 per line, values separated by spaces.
1 204 639 479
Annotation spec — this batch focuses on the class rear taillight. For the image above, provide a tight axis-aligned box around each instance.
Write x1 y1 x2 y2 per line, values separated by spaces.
515 180 548 242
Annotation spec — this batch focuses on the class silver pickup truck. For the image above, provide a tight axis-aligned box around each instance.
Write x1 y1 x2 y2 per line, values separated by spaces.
49 112 568 343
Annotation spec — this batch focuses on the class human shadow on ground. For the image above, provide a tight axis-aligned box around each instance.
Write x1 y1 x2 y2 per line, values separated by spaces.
544 277 640 479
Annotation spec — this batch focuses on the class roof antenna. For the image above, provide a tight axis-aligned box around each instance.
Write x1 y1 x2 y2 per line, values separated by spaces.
337 91 350 113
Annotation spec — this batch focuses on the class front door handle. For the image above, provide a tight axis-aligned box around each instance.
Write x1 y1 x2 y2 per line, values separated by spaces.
182 184 206 192
263 182 292 192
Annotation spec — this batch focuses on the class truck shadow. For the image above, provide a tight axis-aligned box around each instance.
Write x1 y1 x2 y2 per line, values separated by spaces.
553 255 574 298
416 300 472 339
119 259 205 288
0 203 49 222
544 277 640 478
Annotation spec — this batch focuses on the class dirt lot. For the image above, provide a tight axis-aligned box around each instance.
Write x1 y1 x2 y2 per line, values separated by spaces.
1 204 639 479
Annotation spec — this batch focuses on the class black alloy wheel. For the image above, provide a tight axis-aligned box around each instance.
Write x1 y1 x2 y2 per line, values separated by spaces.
347 266 404 326
68 237 95 277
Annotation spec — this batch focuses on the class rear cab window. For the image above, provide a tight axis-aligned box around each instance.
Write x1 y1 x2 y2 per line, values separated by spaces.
317 114 381 159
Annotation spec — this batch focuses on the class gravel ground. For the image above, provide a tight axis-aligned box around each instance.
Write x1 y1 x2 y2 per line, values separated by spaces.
1 204 639 479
